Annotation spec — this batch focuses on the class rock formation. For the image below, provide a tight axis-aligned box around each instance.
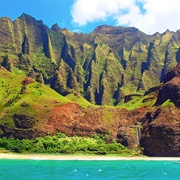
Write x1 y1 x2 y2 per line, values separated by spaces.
156 64 180 107
140 64 180 156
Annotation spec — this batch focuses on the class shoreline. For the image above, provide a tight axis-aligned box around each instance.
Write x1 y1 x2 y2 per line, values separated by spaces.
0 153 180 161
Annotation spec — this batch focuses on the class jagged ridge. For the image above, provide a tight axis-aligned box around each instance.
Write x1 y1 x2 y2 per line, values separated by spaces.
0 14 180 106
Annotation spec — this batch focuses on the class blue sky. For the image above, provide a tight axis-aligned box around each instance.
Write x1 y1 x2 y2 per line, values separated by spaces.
0 0 180 34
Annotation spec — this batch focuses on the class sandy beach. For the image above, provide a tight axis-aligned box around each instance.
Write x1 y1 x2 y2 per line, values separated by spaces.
0 153 180 161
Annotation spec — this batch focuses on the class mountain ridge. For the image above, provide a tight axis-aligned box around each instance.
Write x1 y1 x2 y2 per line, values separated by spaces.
0 14 180 105
0 14 180 156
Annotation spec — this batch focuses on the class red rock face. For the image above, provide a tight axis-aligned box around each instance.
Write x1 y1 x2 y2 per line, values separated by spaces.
140 107 180 156
10 99 178 157
42 103 141 149
140 64 180 156
21 77 34 85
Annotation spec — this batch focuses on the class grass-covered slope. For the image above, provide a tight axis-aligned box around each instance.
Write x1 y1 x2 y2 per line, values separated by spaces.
0 67 70 129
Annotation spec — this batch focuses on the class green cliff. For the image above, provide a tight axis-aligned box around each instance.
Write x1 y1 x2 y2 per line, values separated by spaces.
1 14 180 105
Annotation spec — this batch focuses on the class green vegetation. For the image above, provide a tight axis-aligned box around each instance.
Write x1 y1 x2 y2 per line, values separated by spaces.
0 133 139 156
161 99 175 107
0 69 70 126
65 93 94 108
102 108 114 125
30 53 57 80
118 94 156 110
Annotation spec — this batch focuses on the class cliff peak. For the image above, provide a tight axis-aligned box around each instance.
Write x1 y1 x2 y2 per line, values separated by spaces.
18 13 43 25
93 25 139 36
51 23 61 32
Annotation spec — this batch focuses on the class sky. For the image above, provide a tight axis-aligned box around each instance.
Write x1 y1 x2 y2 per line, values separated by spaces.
0 0 180 35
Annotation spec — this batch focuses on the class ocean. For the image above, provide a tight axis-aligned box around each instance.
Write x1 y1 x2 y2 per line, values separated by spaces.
0 159 179 180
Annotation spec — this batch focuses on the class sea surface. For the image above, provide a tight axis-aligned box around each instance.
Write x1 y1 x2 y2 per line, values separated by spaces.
0 159 179 180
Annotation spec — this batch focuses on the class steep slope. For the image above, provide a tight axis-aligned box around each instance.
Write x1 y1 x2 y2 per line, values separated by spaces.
140 106 180 156
1 14 180 105
140 64 180 156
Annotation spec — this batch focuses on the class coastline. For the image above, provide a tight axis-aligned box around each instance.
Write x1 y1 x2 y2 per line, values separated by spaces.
0 153 180 161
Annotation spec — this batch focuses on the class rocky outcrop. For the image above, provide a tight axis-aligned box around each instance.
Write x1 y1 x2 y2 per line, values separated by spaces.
13 114 36 129
1 56 13 72
156 64 180 107
140 65 180 156
156 77 180 106
0 114 37 139
140 107 180 156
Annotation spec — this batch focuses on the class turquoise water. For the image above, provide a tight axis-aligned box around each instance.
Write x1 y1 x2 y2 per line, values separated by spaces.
0 160 179 180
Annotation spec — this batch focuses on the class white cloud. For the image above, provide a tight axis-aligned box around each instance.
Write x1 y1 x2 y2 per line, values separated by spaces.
71 0 180 34
133 0 180 34
71 0 136 25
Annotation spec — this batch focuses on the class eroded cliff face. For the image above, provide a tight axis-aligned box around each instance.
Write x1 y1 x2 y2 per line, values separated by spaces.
0 101 141 149
140 107 180 156
43 103 141 149
0 14 180 156
1 14 180 105
140 64 180 156
155 64 180 107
